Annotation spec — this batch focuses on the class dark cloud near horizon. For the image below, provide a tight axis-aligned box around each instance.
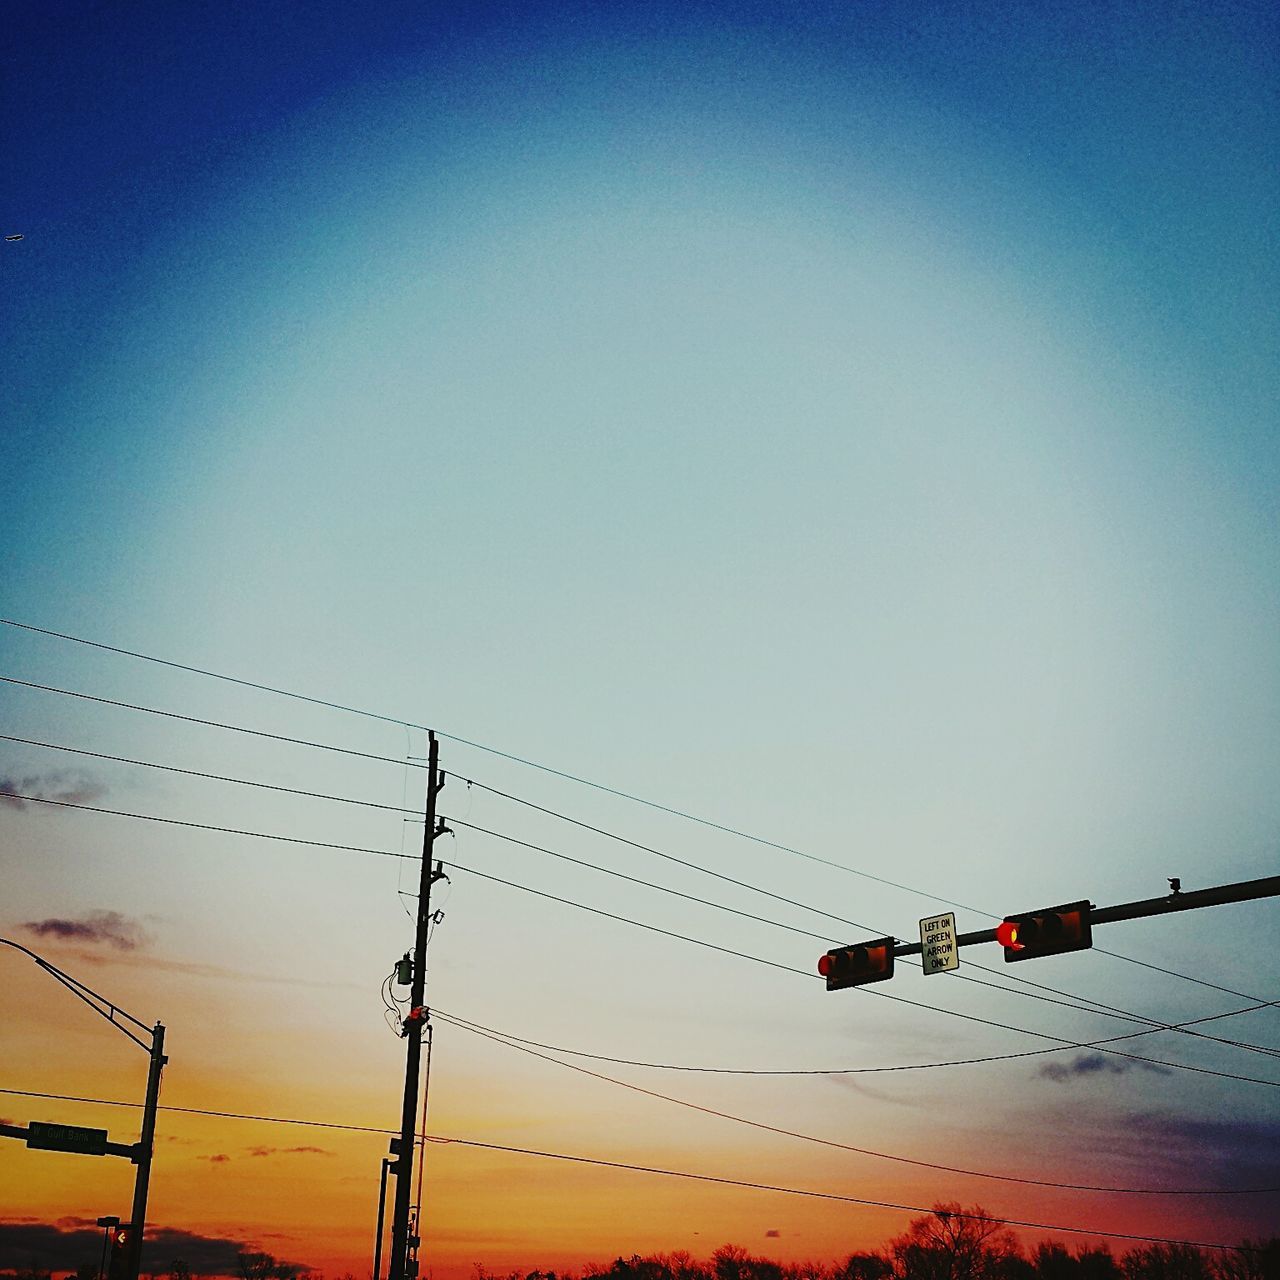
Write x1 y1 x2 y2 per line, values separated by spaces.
0 1220 310 1275
764 1230 780 1239
22 909 149 951
0 769 106 810
1037 1052 1171 1082
1090 1111 1280 1202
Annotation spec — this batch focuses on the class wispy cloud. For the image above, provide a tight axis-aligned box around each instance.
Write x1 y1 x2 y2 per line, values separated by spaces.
1037 1052 1171 1082
823 1074 923 1106
23 910 150 951
201 1153 231 1164
0 769 105 809
74 949 364 990
246 1145 333 1157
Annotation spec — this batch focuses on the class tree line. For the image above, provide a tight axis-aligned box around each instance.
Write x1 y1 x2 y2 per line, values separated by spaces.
3 1205 1277 1280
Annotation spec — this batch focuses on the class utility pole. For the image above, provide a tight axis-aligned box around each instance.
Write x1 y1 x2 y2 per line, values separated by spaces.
389 731 445 1280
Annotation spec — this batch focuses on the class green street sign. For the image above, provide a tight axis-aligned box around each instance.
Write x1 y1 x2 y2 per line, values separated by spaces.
26 1121 109 1156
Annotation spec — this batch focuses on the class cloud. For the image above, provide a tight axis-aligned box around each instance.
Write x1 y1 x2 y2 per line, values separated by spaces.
72 949 364 990
764 1230 781 1239
201 1153 231 1163
1037 1052 1171 1082
246 1145 333 1157
0 1220 309 1275
823 1075 923 1106
1099 1112 1280 1196
22 910 150 951
0 769 106 810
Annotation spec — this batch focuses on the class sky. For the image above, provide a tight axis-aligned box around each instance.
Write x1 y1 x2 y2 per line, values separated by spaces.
2 0 1278 1276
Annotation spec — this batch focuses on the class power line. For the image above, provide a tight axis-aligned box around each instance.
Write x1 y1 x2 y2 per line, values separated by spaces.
454 790 1275 1048
7 726 1273 1058
0 674 411 768
446 770 1279 1047
453 814 1275 1054
424 1138 1263 1253
0 732 849 946
0 1086 1256 1254
3 791 414 862
434 861 1280 1089
445 814 840 944
0 624 1264 1005
0 731 416 816
428 1002 1278 1077
0 1086 390 1135
7 789 1280 1088
429 1010 1278 1196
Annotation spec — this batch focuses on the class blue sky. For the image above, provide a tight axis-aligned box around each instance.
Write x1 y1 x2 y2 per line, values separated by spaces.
2 1 1278 1273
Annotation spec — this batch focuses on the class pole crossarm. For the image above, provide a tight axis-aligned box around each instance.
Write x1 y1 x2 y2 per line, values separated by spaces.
889 875 1280 958
0 936 154 1050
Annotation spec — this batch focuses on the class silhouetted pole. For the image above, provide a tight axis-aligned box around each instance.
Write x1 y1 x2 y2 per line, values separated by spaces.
374 1155 394 1280
125 1022 166 1280
389 731 443 1280
0 938 163 1280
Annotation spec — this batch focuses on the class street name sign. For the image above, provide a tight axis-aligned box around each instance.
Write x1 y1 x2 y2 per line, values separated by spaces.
26 1121 109 1156
919 911 959 975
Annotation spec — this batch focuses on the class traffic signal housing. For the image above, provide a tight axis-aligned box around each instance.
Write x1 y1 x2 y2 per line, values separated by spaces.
818 938 896 990
997 900 1092 962
107 1226 131 1280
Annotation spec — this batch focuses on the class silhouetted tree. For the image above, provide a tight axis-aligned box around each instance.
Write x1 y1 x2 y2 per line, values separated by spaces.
236 1253 302 1280
1209 1239 1280 1280
889 1203 1022 1280
1120 1245 1210 1280
832 1254 891 1280
1075 1250 1121 1280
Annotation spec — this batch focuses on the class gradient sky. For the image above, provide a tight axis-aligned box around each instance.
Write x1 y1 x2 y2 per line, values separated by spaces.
2 1 1278 1276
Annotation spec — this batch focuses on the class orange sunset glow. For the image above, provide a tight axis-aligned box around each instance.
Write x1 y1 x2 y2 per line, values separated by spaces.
3 2 1279 1279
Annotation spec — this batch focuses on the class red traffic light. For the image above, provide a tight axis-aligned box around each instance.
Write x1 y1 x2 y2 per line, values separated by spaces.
995 920 1022 950
818 938 896 990
999 901 1092 963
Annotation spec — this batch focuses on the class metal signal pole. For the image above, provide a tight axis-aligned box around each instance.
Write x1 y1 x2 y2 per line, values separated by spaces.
0 939 166 1280
124 1023 166 1280
389 731 444 1280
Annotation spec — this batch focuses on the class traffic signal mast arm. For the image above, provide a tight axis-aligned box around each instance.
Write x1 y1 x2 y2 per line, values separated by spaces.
892 874 1280 959
822 874 1280 982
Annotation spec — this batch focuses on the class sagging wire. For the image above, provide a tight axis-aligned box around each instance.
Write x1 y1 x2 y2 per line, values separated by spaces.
381 965 409 1038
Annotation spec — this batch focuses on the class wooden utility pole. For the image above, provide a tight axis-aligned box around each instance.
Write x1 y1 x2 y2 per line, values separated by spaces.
388 732 444 1280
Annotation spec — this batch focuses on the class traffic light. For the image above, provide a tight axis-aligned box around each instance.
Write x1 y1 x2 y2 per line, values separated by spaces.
997 900 1092 962
107 1226 131 1280
818 938 896 990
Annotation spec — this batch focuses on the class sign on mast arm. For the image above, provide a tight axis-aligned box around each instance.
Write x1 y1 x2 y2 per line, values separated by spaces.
919 912 958 975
